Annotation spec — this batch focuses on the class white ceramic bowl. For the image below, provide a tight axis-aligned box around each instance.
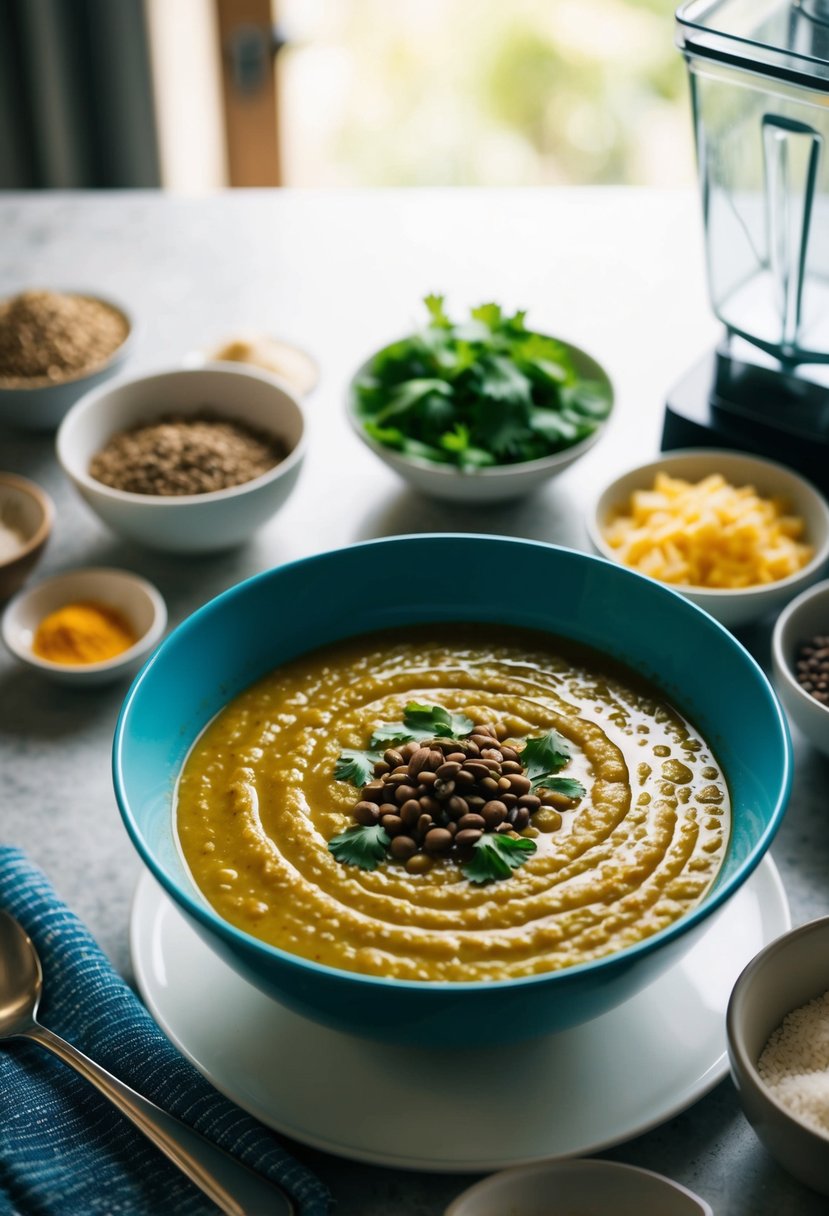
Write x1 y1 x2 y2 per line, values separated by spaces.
445 1159 713 1216
772 579 829 757
2 566 167 686
56 365 306 554
346 339 613 504
587 449 829 628
727 916 829 1198
0 292 133 431
0 473 54 601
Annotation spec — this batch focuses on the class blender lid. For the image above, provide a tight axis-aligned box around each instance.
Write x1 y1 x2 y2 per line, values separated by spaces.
677 0 829 88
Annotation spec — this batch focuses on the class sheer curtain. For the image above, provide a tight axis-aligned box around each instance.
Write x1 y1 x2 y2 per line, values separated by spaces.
0 0 160 188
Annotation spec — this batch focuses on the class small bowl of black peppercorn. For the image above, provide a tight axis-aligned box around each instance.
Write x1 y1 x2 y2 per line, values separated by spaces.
772 579 829 757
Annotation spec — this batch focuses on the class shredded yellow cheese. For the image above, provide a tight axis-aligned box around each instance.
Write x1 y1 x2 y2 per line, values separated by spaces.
603 471 813 589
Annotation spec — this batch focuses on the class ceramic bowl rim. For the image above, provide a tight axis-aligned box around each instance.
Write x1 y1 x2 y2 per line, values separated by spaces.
771 578 829 722
2 565 167 675
587 448 829 601
56 363 307 507
113 533 792 995
0 289 133 392
345 332 614 481
0 473 55 567
726 913 829 1146
444 1156 714 1215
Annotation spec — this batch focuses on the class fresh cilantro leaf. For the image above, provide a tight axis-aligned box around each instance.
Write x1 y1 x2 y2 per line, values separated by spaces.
369 722 416 748
528 408 582 447
521 730 571 788
462 833 537 884
403 702 474 739
559 381 612 419
423 293 451 327
334 748 383 787
535 776 586 800
374 378 453 425
440 423 471 453
328 824 390 871
470 302 504 331
399 437 452 463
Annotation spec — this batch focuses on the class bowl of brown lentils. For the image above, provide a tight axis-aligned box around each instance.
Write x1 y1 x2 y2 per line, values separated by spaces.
56 364 306 553
0 289 133 431
772 579 829 758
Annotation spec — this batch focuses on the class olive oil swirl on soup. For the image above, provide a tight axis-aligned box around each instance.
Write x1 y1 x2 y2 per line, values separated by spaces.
176 626 730 982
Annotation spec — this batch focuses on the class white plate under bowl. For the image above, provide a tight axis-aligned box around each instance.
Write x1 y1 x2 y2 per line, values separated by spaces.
131 856 789 1173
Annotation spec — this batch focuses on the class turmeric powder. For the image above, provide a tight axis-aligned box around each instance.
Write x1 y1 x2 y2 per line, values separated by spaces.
32 600 138 665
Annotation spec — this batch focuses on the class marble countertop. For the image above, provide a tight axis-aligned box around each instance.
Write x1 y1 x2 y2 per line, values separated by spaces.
2 187 828 1215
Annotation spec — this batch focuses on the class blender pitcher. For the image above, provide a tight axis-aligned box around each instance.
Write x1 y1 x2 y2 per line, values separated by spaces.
663 1 829 490
678 0 829 364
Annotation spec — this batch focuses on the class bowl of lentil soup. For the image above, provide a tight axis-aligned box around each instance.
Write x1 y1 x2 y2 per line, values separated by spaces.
114 534 791 1044
56 364 306 553
0 289 133 431
587 449 829 629
772 579 829 758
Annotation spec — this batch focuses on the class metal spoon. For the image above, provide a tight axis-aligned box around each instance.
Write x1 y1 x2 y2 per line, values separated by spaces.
0 910 295 1216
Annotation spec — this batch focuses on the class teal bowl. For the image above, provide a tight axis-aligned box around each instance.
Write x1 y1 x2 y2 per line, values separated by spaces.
114 535 792 1045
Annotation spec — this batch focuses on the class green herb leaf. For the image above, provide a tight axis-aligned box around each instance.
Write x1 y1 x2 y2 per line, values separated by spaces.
520 730 576 790
328 824 390 871
334 748 383 787
535 776 586 800
368 722 416 748
403 702 474 739
462 833 537 884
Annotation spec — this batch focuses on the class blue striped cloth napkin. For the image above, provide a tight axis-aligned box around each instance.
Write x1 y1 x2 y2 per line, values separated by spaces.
0 847 331 1216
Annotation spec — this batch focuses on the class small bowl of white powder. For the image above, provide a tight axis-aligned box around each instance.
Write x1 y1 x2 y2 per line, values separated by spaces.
0 473 54 601
727 916 829 1198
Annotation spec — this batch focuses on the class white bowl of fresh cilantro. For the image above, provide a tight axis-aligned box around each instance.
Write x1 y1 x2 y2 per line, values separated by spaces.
347 296 614 503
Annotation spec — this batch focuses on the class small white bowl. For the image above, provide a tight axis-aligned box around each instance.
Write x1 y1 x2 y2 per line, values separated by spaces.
772 579 829 757
727 916 829 1198
587 449 829 628
0 473 54 601
0 292 133 432
56 364 306 554
347 338 613 504
2 567 167 686
445 1159 713 1216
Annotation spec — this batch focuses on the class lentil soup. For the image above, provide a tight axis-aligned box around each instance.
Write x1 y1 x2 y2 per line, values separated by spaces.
175 625 730 982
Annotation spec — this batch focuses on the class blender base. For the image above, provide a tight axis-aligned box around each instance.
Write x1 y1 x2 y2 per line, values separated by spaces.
662 342 829 495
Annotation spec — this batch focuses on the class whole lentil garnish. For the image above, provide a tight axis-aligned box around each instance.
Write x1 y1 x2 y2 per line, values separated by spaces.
88 412 287 496
795 634 829 705
339 719 582 874
0 290 128 385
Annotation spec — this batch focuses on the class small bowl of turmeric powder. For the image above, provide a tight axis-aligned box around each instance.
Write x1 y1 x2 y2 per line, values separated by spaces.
1 566 167 685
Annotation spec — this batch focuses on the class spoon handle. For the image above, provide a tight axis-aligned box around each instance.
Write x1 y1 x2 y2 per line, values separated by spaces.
24 1022 295 1216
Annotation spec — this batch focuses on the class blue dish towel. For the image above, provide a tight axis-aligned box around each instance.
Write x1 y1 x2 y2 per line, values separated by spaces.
0 848 332 1216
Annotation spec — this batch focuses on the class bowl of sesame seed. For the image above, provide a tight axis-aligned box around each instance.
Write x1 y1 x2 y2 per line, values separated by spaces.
772 579 829 758
0 289 133 431
56 364 306 554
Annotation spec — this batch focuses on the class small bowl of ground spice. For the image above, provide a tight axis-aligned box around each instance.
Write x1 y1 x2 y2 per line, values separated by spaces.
727 916 829 1198
56 364 305 554
1 566 167 686
772 579 829 758
0 473 54 601
0 289 132 431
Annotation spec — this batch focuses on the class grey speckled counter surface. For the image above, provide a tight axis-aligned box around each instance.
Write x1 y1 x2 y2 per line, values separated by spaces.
1 188 828 1215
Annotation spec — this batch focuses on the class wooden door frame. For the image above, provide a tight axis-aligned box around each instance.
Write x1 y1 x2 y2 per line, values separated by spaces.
214 0 281 186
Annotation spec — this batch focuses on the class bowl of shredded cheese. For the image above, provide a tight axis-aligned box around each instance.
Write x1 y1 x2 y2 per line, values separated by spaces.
586 449 829 628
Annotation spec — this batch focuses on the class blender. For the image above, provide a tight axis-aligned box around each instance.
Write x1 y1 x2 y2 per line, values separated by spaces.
664 0 829 490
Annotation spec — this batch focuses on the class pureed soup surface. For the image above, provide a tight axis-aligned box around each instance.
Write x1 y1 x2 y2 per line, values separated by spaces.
176 625 730 982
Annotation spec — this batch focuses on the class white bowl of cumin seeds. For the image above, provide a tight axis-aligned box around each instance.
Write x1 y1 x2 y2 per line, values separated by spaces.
56 364 306 553
0 289 133 431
